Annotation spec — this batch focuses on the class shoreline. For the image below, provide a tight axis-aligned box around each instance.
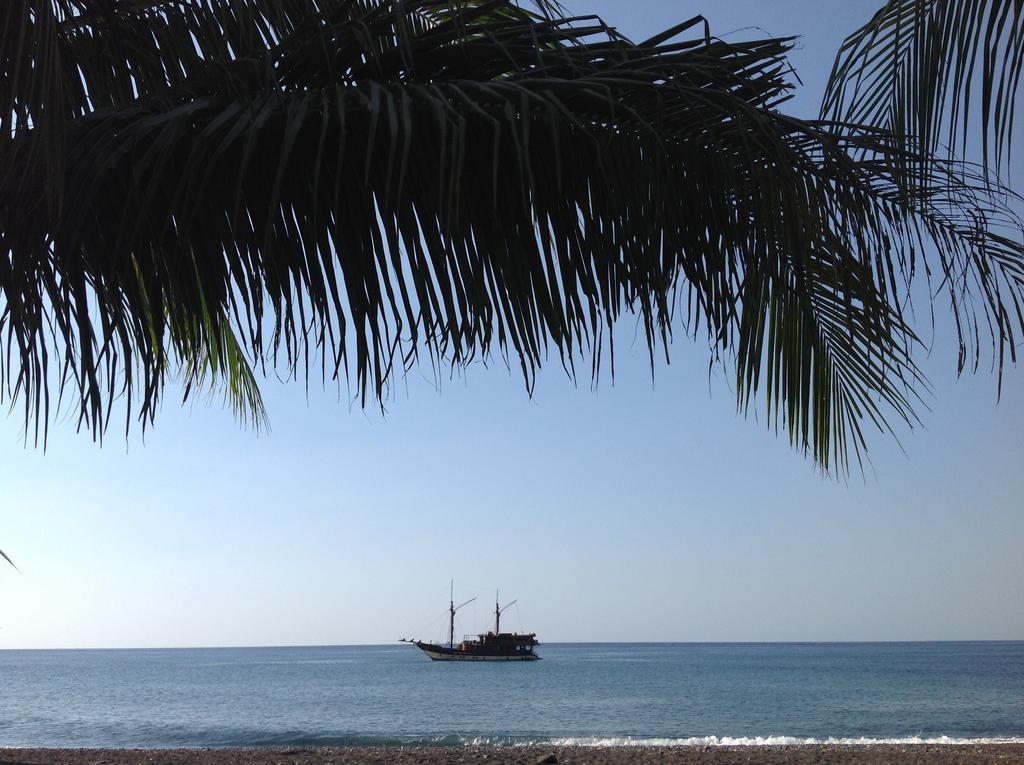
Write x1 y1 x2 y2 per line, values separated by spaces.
4 746 1024 765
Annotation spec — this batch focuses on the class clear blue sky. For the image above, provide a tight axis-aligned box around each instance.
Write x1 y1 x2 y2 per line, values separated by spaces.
1 0 1021 649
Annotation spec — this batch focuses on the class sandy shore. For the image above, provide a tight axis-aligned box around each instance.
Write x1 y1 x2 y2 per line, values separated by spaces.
3 747 1024 765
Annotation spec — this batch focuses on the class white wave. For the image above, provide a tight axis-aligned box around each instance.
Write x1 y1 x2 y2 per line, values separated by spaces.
531 735 1024 747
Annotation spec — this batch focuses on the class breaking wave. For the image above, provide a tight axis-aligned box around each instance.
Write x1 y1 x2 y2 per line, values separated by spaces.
6 730 1024 749
537 735 1024 747
189 733 1024 748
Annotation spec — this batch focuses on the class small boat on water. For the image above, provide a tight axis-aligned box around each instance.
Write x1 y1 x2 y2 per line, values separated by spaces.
400 584 540 661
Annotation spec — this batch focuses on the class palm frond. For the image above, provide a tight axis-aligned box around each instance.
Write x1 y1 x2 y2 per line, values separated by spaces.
178 315 269 432
822 0 1024 173
1 0 1022 475
0 547 19 570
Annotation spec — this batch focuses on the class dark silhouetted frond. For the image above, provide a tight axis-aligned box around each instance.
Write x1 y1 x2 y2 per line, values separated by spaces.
1 0 1022 475
823 0 1024 173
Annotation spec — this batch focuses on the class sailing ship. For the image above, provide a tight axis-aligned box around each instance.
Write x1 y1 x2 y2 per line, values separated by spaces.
400 584 540 661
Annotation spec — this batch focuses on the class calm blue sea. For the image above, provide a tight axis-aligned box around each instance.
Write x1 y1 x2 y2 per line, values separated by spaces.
0 642 1022 747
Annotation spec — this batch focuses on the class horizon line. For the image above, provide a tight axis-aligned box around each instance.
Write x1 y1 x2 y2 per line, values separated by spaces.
2 638 1022 651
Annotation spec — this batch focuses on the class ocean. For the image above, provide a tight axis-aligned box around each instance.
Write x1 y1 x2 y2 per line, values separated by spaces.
1 642 1021 748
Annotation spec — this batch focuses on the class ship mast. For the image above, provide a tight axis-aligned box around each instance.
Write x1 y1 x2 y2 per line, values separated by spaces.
495 590 517 634
447 580 475 647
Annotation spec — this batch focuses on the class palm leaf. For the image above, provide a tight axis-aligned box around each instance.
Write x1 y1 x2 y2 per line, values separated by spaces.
0 547 19 570
1 0 1022 477
822 0 1024 173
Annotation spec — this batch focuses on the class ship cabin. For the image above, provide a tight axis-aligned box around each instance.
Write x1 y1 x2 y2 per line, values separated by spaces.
459 631 539 655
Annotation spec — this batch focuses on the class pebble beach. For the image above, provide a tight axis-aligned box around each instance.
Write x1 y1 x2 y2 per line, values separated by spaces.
4 747 1024 765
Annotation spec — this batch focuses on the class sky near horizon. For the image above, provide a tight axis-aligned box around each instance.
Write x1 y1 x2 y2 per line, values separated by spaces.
1 0 1022 649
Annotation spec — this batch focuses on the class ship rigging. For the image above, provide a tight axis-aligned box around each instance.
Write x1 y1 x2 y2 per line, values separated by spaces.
400 583 540 662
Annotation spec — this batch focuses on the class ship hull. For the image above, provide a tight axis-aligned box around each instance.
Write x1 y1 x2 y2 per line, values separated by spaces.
415 642 540 661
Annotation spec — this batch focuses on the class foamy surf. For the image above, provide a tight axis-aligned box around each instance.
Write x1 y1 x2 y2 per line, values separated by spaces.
223 734 1024 748
395 735 1024 748
533 736 1024 747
